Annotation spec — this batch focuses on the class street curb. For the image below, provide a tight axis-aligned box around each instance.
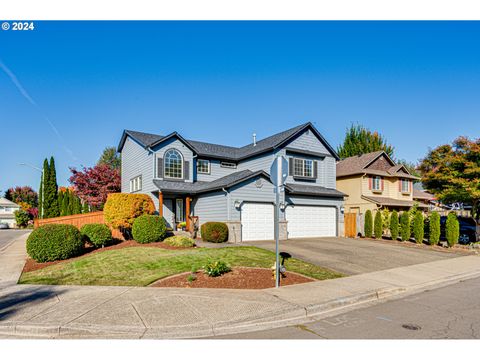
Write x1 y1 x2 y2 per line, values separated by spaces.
2 269 480 339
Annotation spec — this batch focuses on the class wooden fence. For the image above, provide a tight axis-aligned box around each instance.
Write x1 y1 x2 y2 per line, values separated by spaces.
34 212 124 240
344 212 357 238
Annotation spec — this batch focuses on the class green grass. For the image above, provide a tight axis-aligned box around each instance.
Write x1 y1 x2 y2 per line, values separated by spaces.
18 246 343 286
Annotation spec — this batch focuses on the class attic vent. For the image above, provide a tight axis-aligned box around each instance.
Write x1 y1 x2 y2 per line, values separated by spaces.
255 178 263 188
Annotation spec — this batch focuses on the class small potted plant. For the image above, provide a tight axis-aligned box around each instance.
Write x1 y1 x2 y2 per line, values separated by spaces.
177 221 187 231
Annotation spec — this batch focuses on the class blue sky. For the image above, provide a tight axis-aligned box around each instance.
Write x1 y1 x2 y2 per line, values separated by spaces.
1 21 479 194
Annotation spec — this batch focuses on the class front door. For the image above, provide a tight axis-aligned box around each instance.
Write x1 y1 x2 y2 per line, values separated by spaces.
175 198 185 224
163 199 174 229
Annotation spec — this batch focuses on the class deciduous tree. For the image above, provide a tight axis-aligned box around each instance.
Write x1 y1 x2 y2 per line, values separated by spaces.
5 186 38 207
337 124 394 159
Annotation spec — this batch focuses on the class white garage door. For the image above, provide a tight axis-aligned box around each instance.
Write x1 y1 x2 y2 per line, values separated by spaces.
241 203 274 241
286 206 336 238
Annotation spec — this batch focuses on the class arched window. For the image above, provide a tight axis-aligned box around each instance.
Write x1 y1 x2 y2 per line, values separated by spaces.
164 149 183 179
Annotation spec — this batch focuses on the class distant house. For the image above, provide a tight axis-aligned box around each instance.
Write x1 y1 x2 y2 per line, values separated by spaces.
336 150 425 215
0 198 21 228
117 122 346 242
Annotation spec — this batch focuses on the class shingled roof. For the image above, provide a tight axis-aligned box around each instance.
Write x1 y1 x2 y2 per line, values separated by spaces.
336 151 419 180
118 122 339 161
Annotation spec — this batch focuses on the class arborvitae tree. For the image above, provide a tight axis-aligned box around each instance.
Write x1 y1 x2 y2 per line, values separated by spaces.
374 211 383 239
390 210 399 240
429 211 441 246
337 124 394 159
44 156 60 218
39 158 49 219
413 212 424 244
58 191 65 216
446 213 460 247
364 210 373 238
62 192 69 216
73 195 82 214
68 190 75 215
400 212 411 241
82 202 90 214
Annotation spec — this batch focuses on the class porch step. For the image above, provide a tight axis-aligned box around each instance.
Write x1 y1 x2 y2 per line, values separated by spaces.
171 230 192 238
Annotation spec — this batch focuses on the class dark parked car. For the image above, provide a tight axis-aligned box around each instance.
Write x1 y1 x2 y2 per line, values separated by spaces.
440 216 478 244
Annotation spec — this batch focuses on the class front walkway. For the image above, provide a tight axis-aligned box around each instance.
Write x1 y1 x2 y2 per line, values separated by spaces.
1 232 479 338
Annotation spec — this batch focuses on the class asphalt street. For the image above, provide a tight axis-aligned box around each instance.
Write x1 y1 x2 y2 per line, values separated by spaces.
213 276 480 339
0 230 30 251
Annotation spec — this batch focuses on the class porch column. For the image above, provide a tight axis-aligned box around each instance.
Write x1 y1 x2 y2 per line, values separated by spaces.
186 196 191 231
158 192 163 217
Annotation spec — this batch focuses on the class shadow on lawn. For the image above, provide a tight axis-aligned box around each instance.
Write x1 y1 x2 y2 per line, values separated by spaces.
0 287 65 321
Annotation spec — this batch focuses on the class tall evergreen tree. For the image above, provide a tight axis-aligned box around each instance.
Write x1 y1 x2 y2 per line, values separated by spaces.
38 158 49 219
337 124 394 159
44 156 60 218
97 146 121 170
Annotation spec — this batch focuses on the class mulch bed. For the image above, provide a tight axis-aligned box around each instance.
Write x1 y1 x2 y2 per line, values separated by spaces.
22 240 197 273
358 236 476 254
150 267 314 289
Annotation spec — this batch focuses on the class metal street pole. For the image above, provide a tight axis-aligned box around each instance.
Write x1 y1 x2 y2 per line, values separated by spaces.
275 156 282 288
19 163 44 219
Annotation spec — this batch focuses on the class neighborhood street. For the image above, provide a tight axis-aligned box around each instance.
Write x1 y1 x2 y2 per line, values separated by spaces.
0 230 30 252
212 276 480 339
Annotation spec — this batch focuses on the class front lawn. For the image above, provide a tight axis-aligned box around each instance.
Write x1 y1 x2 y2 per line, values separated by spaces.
18 246 343 286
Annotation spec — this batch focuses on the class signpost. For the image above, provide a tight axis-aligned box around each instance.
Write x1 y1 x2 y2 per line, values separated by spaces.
269 155 288 288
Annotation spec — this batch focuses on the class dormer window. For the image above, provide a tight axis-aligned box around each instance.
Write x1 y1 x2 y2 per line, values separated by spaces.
164 149 183 179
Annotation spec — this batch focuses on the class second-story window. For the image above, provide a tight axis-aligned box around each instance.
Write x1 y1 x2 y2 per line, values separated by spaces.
164 149 183 179
293 158 313 178
372 176 382 191
401 179 410 192
197 159 210 174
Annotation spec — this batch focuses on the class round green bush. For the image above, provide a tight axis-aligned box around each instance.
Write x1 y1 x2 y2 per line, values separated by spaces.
164 235 195 248
132 215 166 244
201 222 228 243
81 223 112 248
364 210 373 238
26 224 84 263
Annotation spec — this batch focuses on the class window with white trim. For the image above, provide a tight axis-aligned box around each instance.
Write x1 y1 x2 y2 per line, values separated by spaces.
197 159 210 174
372 176 382 191
164 149 183 179
129 175 142 192
401 179 410 192
220 162 237 169
293 158 313 178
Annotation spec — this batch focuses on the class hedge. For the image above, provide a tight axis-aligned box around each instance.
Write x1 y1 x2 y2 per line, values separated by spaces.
81 223 112 248
132 215 167 243
164 235 195 248
26 224 84 263
390 210 399 240
374 211 383 239
400 212 411 241
429 211 441 245
103 193 155 230
446 213 459 247
364 210 373 238
413 212 424 244
201 222 229 243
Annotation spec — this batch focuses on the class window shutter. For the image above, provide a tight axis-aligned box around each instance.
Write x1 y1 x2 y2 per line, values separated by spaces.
184 161 190 180
289 157 294 176
313 161 318 178
399 180 402 192
368 177 372 190
157 158 163 178
408 180 411 192
381 178 384 191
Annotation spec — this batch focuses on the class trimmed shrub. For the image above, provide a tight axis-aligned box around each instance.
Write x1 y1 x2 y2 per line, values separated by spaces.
164 235 195 248
413 212 424 244
132 215 167 244
429 211 441 246
103 193 155 230
81 223 112 248
390 210 399 240
26 224 84 262
201 222 228 243
203 261 231 277
446 213 460 247
364 210 373 238
400 212 411 241
374 211 383 239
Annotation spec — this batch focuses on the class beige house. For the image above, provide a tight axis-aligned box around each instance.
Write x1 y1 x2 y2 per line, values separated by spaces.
336 151 425 215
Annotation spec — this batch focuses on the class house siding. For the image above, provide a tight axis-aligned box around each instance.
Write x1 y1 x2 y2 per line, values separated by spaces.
229 177 276 222
237 151 276 173
193 191 228 226
196 159 237 182
121 137 157 206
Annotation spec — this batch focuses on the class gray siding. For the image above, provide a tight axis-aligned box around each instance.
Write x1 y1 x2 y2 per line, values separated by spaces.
121 137 157 206
287 128 329 154
229 177 276 221
193 191 228 226
237 151 276 173
152 138 194 183
196 159 237 182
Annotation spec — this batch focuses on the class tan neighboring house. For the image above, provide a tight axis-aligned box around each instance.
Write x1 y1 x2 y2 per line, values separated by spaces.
336 151 425 215
0 198 21 228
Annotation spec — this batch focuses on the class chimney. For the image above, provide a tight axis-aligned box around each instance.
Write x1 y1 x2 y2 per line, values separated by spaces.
252 133 257 147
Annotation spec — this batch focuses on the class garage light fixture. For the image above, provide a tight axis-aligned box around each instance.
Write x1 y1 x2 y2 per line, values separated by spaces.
234 200 241 209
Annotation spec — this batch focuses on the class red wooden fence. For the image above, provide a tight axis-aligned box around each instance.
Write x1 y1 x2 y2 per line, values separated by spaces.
34 212 124 240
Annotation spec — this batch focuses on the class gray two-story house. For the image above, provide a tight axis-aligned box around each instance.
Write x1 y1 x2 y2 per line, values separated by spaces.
117 122 345 242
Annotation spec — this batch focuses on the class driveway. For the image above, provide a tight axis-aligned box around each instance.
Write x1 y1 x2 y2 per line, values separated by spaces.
246 237 464 275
